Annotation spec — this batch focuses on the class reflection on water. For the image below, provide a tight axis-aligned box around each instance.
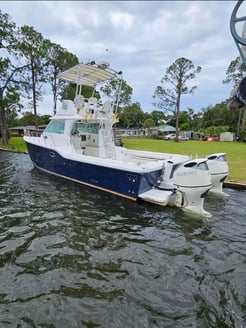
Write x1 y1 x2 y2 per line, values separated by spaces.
0 151 245 327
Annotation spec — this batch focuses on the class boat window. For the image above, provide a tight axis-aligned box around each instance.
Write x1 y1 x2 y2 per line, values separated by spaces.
72 122 99 135
44 120 65 134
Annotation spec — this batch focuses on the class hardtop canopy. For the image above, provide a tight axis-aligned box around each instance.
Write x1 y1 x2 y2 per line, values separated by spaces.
58 61 120 87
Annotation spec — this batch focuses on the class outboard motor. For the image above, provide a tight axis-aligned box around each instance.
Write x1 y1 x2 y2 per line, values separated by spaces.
173 158 212 216
158 160 176 190
206 153 229 194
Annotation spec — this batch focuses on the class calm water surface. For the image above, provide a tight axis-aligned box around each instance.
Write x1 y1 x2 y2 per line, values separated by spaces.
0 151 245 328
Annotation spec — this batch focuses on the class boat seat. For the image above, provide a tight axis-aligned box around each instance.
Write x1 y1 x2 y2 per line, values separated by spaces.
101 101 113 116
62 100 74 110
86 97 98 116
88 97 98 108
74 95 85 111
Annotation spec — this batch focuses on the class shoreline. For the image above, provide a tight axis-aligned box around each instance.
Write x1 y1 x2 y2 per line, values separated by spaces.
223 181 246 190
1 148 246 190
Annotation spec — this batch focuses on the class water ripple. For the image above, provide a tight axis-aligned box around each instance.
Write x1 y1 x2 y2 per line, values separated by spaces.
0 152 245 327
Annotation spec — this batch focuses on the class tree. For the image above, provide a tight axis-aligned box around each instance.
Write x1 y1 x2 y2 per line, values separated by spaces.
60 83 100 103
17 25 48 127
45 41 78 114
191 110 203 131
17 112 51 126
100 79 132 107
119 102 145 128
39 115 51 125
149 110 166 126
143 118 155 134
17 111 38 126
4 92 22 128
201 102 239 133
0 11 28 145
223 56 246 88
153 57 201 141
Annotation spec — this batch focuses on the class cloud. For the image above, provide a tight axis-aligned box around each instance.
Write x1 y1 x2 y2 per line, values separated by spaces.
1 0 240 115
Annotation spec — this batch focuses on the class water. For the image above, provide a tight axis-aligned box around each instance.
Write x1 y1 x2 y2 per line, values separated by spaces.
0 151 245 328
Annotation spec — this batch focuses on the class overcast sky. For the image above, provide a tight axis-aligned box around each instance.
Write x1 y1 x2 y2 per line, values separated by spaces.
1 1 244 115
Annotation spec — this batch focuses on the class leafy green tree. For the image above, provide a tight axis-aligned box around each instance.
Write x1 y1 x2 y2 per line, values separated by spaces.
39 115 51 125
100 79 132 106
143 118 155 127
119 102 145 128
198 125 229 137
165 110 192 131
60 83 99 102
143 118 155 134
179 111 191 127
17 25 48 126
0 10 16 51
149 110 166 126
17 111 39 126
45 41 78 114
191 111 203 131
153 57 201 140
201 102 238 133
16 112 51 126
4 92 22 128
0 11 28 145
180 122 190 131
223 56 246 88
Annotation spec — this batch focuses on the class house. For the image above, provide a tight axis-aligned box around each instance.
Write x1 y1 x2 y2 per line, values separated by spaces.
9 125 47 137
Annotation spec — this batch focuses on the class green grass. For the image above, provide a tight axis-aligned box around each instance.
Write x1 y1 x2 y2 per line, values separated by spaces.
0 137 27 153
122 138 246 183
1 136 245 183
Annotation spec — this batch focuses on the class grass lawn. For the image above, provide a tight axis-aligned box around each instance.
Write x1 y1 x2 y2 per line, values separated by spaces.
0 137 27 153
122 138 246 183
1 137 245 183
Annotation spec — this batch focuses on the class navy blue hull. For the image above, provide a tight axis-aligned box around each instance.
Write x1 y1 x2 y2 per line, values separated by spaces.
26 142 162 201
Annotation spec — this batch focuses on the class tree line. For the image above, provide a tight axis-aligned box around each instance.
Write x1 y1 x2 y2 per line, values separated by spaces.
1 10 246 144
0 10 78 145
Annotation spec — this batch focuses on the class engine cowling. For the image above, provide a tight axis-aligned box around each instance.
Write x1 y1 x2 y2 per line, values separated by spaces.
173 158 212 216
206 153 229 194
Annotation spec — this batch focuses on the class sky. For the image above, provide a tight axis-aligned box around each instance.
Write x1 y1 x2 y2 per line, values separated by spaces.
1 1 244 116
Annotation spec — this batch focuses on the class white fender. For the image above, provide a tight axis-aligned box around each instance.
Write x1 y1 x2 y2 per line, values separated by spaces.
173 158 212 216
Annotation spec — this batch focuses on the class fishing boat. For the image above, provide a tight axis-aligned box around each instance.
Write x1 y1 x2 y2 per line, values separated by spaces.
24 61 229 216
